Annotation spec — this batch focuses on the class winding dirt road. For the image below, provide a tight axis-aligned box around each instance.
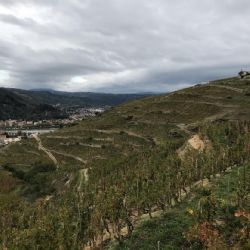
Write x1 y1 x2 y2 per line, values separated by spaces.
33 134 59 169
209 84 244 93
50 149 87 164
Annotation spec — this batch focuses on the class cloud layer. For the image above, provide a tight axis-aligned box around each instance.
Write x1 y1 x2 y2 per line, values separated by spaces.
0 0 250 93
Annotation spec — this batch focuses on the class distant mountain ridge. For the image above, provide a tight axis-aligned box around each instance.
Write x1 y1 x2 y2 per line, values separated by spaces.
0 76 250 249
0 88 66 120
6 88 152 107
0 87 152 120
30 88 57 92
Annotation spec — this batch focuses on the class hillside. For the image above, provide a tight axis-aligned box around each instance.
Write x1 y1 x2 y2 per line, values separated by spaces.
6 88 151 107
0 88 66 120
30 90 152 107
0 76 249 249
111 164 249 249
0 87 151 120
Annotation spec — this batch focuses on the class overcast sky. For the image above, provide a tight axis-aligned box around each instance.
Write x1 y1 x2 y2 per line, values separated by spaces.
0 0 250 93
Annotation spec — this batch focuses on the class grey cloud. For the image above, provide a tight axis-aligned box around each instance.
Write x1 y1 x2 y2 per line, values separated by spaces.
0 13 37 27
91 64 241 93
0 0 250 93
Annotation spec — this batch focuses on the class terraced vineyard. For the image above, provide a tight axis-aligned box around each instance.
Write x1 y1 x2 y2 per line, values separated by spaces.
0 77 249 249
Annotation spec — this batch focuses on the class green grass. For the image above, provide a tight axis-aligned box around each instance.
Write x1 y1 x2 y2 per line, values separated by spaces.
110 207 194 250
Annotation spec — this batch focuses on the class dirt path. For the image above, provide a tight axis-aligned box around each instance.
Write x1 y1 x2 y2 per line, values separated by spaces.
177 123 192 135
93 137 114 142
125 130 150 141
59 128 151 143
46 135 83 139
50 149 87 164
203 110 234 123
209 84 244 93
47 135 113 142
190 100 237 108
79 143 102 148
171 99 238 108
96 129 151 142
33 134 59 169
77 168 89 191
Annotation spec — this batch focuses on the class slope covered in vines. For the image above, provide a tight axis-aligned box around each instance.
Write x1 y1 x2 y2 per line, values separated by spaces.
0 76 250 249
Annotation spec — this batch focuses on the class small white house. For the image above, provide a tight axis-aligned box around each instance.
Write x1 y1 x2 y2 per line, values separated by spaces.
3 137 21 145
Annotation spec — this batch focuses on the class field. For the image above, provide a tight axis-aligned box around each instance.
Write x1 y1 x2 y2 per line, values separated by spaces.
0 76 249 249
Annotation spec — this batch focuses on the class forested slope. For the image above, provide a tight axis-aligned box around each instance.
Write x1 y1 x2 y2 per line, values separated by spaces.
0 87 150 120
0 88 65 120
0 76 249 249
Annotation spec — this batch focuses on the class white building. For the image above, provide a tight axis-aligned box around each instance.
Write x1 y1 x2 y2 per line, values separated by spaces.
3 137 21 145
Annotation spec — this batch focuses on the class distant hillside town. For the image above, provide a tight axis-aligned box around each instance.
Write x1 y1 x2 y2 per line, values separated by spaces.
0 107 105 147
0 133 22 146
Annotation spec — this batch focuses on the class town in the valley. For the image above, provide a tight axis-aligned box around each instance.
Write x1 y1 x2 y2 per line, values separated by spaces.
0 107 105 147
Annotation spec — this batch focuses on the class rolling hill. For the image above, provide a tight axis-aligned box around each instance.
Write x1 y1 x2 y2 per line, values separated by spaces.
0 88 66 120
28 89 153 107
0 76 249 249
0 87 151 120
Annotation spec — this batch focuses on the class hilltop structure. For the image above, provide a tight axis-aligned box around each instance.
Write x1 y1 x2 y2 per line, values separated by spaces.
239 70 250 79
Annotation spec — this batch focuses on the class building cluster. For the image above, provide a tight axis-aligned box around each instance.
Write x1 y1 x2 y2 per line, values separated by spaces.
0 120 35 128
0 108 105 148
0 108 105 130
0 119 68 129
0 133 22 146
0 129 53 147
68 107 105 120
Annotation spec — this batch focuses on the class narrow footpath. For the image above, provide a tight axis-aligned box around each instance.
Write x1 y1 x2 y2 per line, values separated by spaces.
33 134 59 169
